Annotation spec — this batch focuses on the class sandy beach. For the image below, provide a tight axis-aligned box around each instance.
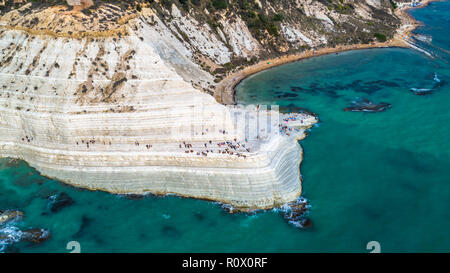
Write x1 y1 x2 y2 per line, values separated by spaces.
214 0 439 105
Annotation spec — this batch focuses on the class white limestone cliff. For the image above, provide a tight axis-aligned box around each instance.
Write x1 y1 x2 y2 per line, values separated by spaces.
0 3 317 210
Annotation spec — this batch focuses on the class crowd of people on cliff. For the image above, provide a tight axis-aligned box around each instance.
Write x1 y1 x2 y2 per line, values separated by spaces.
22 114 307 157
68 129 255 159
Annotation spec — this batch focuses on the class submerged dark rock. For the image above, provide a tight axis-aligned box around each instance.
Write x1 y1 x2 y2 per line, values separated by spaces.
278 93 298 99
162 225 181 237
73 215 93 239
47 192 74 213
13 172 36 188
410 73 446 95
292 85 319 95
22 228 51 243
287 79 401 100
302 218 313 229
348 80 384 94
193 212 205 221
366 80 400 87
410 88 433 95
123 193 146 200
344 98 391 112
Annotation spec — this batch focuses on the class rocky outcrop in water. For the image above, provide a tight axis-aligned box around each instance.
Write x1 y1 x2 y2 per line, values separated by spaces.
47 192 74 213
410 73 446 95
0 210 24 225
21 228 51 243
0 211 50 252
344 99 392 112
279 197 312 229
410 88 433 95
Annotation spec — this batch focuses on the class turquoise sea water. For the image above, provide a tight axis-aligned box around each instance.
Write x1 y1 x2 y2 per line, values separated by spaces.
1 2 449 253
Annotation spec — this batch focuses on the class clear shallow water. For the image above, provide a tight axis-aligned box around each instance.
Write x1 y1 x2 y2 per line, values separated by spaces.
236 2 450 252
1 2 450 253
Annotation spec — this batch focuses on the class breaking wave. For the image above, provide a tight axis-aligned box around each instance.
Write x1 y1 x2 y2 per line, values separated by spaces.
0 225 23 253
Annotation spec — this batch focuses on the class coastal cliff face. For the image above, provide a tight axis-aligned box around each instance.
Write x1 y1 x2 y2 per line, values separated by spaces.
0 0 408 210
0 1 320 210
1 0 411 93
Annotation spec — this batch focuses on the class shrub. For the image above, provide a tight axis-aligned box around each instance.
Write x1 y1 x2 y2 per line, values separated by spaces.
374 33 387 42
272 14 283 22
212 0 227 10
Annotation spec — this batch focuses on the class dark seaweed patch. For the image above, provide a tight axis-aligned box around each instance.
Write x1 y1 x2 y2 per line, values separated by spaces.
287 78 401 98
161 225 181 237
366 80 400 87
193 212 205 221
279 104 317 117
73 215 94 239
277 93 298 99
347 80 383 94
290 86 305 92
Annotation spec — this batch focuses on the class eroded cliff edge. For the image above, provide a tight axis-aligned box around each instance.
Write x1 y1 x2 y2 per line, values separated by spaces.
0 0 414 210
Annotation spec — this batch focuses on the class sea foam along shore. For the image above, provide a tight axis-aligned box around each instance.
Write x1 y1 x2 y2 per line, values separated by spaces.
214 0 440 105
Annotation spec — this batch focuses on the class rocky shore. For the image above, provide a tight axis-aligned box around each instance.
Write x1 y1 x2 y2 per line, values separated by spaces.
0 210 51 252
